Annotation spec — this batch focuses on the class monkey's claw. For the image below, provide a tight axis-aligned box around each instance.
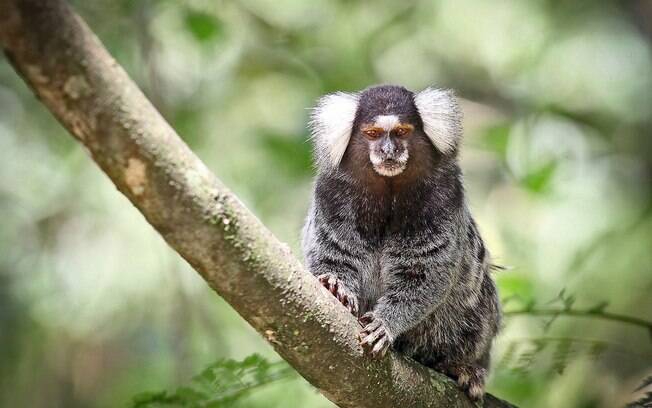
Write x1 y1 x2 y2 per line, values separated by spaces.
317 273 359 317
359 312 393 358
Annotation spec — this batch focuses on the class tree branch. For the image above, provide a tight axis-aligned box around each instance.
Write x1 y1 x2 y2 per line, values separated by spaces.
0 1 515 407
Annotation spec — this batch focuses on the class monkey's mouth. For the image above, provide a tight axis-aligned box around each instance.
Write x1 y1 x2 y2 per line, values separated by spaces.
372 159 407 177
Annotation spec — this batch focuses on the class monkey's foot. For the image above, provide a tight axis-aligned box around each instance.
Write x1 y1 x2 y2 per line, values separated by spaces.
447 364 486 401
317 273 359 316
359 312 393 358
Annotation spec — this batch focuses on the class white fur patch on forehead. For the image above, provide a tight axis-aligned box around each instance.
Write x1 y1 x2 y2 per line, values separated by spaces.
373 114 400 131
309 92 359 167
414 88 462 154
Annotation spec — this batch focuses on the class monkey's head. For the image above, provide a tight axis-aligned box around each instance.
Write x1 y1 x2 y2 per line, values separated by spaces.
309 85 462 179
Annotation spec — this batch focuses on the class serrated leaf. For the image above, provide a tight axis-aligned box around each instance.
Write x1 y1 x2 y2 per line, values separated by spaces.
130 354 295 408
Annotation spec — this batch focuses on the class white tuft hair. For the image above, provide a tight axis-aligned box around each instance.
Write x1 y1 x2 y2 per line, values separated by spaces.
309 92 360 168
413 88 462 154
373 114 400 131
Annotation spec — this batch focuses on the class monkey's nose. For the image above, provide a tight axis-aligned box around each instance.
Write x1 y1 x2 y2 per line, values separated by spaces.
381 139 397 156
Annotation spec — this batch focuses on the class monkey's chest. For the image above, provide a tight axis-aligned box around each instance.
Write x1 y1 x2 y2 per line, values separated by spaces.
351 195 424 311
357 247 406 313
356 253 384 313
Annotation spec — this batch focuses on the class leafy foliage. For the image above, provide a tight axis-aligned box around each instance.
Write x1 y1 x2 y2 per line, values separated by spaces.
499 288 652 381
503 288 652 337
499 336 622 377
131 355 295 408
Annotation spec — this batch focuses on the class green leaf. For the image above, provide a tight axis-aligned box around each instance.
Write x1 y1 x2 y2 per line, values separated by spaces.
184 10 222 43
131 391 181 407
174 386 207 402
521 161 557 193
480 123 511 158
130 354 295 408
497 274 535 304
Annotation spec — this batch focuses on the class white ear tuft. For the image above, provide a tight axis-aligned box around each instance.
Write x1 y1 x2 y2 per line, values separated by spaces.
414 88 462 154
309 92 359 168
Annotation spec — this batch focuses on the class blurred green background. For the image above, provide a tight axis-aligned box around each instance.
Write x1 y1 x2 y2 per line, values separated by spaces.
1 0 651 407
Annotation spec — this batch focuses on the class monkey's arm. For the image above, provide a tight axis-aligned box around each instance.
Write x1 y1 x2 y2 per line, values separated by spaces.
302 209 364 316
360 229 460 355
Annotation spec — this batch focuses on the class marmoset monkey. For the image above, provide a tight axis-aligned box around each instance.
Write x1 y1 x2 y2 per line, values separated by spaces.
302 85 501 400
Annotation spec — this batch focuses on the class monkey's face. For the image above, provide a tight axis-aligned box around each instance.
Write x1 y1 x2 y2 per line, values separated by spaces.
359 116 413 177
310 85 462 177
351 86 424 178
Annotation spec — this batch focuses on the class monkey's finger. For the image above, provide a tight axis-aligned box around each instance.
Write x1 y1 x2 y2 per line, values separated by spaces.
348 299 358 316
317 274 329 283
360 329 382 347
360 333 378 350
327 276 338 295
359 312 374 325
364 319 383 331
318 274 332 289
362 319 382 334
371 336 389 357
339 293 349 307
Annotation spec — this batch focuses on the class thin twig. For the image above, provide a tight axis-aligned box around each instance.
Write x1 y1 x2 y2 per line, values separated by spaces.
505 308 652 338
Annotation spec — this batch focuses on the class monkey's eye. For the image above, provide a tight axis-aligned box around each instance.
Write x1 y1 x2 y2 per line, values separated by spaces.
394 126 411 137
363 129 382 139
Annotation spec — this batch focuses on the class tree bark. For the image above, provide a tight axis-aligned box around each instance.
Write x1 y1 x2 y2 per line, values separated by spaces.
0 1 515 407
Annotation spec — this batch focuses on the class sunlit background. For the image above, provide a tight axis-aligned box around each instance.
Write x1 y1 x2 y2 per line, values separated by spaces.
1 1 651 407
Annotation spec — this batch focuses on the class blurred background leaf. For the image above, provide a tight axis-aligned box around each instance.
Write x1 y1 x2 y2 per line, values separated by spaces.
184 10 223 43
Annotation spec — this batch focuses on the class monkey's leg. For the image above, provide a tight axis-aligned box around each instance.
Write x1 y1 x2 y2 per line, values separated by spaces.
317 273 359 317
444 363 487 401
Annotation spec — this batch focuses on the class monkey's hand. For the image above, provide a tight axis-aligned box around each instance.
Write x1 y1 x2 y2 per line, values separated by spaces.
359 312 394 358
317 273 359 317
